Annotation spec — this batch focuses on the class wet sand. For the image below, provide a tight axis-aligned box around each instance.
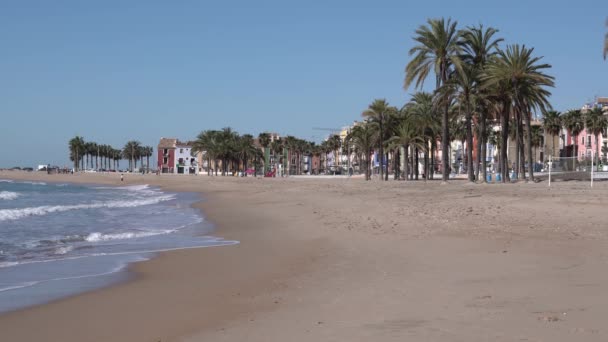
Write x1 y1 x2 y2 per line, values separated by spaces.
1 171 608 341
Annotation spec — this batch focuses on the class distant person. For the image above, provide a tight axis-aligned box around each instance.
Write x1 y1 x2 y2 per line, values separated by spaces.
120 173 124 182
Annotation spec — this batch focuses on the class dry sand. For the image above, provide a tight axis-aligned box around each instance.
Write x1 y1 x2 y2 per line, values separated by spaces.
1 171 608 341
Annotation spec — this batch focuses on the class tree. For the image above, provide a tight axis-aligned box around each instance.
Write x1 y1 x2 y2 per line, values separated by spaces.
529 125 543 164
235 134 258 176
122 141 142 171
258 133 271 175
346 122 376 180
192 130 220 175
542 110 562 158
69 136 85 171
563 109 584 157
482 44 554 182
460 24 503 182
405 18 462 182
270 138 283 176
584 107 608 162
327 134 342 174
388 112 425 181
362 99 395 181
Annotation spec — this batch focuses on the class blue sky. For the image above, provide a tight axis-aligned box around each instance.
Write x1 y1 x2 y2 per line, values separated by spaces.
1 0 606 167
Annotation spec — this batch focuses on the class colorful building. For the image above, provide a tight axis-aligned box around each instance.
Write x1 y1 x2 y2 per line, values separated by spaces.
157 138 198 174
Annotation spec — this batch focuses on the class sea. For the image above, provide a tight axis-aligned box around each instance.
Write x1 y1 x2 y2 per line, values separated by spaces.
0 179 236 313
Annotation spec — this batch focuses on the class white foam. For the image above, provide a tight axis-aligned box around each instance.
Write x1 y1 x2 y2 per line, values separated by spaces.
0 195 176 222
84 229 176 242
0 264 130 293
0 239 238 269
54 245 74 255
0 180 13 183
0 191 19 200
21 181 46 186
0 281 39 293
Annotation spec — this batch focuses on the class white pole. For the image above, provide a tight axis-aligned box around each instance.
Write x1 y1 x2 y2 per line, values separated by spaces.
548 155 552 187
591 152 594 188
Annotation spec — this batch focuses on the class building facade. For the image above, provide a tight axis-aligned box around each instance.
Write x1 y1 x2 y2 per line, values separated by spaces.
157 138 198 174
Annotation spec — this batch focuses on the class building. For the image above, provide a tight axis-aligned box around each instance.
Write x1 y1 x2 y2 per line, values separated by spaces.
561 97 608 160
157 138 198 174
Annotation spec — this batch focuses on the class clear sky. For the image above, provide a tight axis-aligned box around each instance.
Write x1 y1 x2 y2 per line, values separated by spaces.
1 0 606 167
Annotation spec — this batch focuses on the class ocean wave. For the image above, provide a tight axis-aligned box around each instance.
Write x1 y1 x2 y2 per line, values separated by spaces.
0 281 39 293
94 184 151 191
54 245 74 255
0 264 130 293
20 181 46 186
0 180 13 183
84 229 176 242
0 195 176 222
0 239 238 269
0 191 19 200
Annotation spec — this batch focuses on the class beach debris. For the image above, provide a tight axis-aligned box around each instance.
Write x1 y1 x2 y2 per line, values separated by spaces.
538 315 561 322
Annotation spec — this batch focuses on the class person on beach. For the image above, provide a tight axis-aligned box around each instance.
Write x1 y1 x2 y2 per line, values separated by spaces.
120 173 124 182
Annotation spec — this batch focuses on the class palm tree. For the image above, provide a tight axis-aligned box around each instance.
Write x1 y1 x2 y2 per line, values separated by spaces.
529 125 543 165
346 122 376 180
405 18 462 182
563 109 584 156
192 130 220 175
122 141 142 171
258 133 271 175
439 63 478 181
482 44 554 182
450 118 467 174
326 134 342 175
542 110 562 158
585 107 608 163
270 138 283 176
460 24 503 182
234 134 258 176
362 99 396 181
68 136 85 171
388 113 425 181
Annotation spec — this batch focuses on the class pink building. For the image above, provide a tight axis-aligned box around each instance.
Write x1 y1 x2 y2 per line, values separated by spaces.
568 128 603 159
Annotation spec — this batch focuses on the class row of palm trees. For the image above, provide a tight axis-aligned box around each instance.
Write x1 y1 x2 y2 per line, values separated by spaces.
191 128 347 176
68 136 153 172
350 18 555 183
191 128 264 176
543 107 608 162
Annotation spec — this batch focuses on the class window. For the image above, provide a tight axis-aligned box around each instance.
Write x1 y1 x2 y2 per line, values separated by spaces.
587 135 592 148
582 136 585 145
163 157 168 164
180 149 183 153
163 149 168 154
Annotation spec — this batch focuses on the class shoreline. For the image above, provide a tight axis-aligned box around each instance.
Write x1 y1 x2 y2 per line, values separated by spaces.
2 171 608 341
0 176 233 315
0 172 329 341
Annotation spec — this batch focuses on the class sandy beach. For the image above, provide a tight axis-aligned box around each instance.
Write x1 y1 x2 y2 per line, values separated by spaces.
1 171 608 341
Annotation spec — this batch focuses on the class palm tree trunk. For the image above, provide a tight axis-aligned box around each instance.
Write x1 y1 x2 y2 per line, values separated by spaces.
552 134 556 159
384 152 389 181
481 132 488 183
424 147 429 181
379 121 384 181
526 111 534 182
403 145 409 181
442 103 450 182
466 112 474 182
475 115 482 182
501 104 509 183
415 148 419 180
430 143 435 180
